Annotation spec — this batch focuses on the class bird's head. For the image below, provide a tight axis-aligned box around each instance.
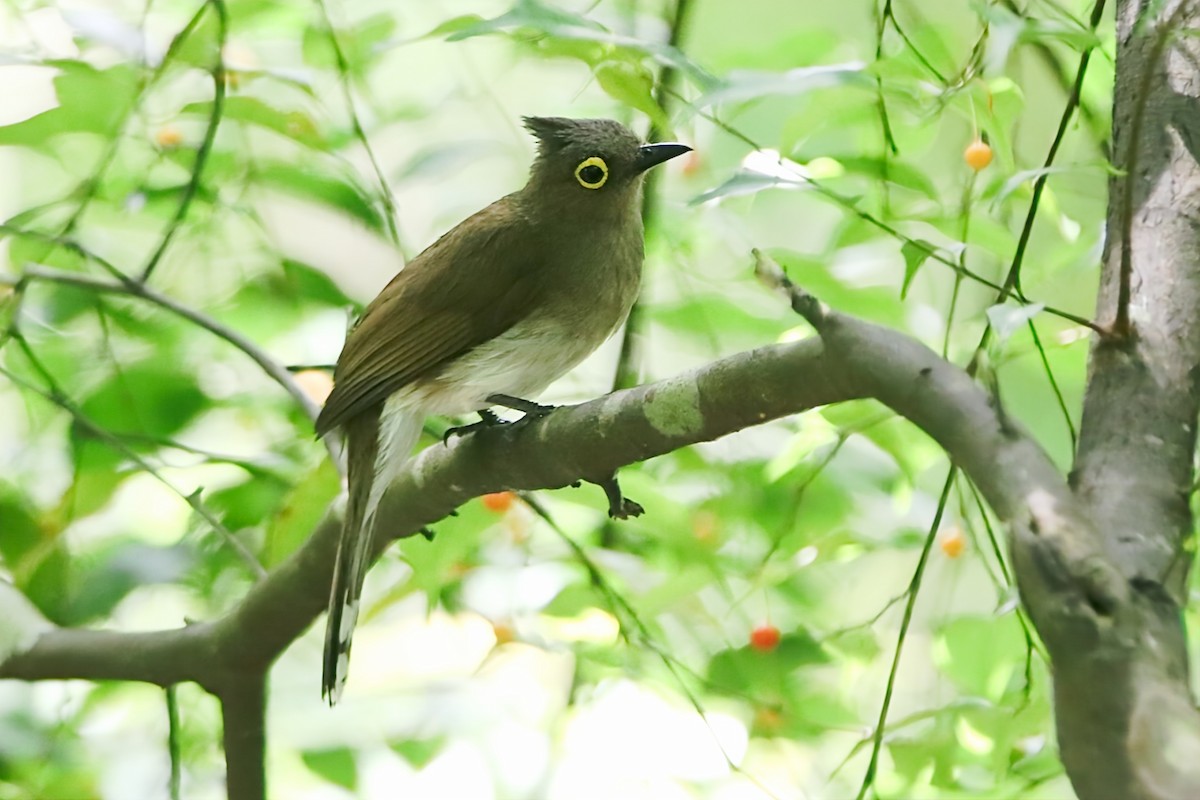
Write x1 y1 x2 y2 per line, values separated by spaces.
521 116 690 218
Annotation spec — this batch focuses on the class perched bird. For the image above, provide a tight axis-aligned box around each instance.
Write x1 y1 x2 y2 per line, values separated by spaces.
316 116 691 703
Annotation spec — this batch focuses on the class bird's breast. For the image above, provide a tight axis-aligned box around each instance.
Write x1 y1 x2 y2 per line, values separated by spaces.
400 221 644 415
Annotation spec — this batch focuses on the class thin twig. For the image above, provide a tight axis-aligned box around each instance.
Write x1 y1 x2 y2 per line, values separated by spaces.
140 0 228 283
998 0 1107 301
313 0 405 256
854 467 956 800
943 173 974 358
0 248 341 469
167 685 182 800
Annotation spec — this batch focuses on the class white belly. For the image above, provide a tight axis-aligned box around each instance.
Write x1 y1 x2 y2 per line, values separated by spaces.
391 314 613 416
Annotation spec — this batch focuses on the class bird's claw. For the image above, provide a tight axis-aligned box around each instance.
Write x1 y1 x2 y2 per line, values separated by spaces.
595 472 643 519
443 409 503 446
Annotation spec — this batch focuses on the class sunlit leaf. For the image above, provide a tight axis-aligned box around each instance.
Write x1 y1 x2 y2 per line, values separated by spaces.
694 62 871 108
594 60 668 129
301 748 357 791
0 61 139 148
263 460 340 566
690 170 807 205
900 239 937 299
182 96 325 149
985 302 1045 344
256 162 386 232
391 737 446 768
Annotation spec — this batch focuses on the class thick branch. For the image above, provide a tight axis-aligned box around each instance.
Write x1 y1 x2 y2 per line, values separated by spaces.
1075 0 1200 595
7 311 1044 688
1054 3 1200 798
219 674 266 800
5 258 1196 799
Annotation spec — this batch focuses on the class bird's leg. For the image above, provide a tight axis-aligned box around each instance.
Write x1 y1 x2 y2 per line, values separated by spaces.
442 394 556 445
594 471 644 519
443 408 504 445
486 393 556 422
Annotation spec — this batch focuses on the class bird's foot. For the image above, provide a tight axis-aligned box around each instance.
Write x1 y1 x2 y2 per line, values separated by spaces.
595 472 644 519
443 409 504 445
486 394 556 425
443 396 557 445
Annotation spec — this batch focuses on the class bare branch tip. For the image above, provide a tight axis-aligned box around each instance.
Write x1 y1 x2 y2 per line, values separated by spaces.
752 249 828 328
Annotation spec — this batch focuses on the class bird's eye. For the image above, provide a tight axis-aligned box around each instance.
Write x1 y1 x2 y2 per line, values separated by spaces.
574 156 609 189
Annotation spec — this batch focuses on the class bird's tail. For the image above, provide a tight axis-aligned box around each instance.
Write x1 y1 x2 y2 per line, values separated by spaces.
322 405 422 704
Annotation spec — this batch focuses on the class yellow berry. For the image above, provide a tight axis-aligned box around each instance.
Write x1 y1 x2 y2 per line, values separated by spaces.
964 140 993 171
940 528 967 558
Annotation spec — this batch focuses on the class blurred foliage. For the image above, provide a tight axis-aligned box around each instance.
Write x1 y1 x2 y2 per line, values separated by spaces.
0 0 1117 797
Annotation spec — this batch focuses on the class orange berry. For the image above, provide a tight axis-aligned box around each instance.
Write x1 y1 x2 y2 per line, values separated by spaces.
680 150 702 176
749 624 781 652
964 139 993 171
481 491 516 512
940 528 967 558
155 125 183 148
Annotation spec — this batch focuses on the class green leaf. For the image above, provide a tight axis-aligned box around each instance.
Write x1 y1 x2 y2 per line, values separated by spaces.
899 239 936 299
421 14 486 39
690 170 807 205
301 748 357 791
0 61 140 148
446 0 605 42
61 438 128 520
263 460 340 566
707 630 828 696
182 96 325 149
61 542 193 624
256 162 386 232
834 156 938 200
768 250 905 327
594 60 667 129
934 615 1025 699
280 259 355 307
390 737 445 768
76 360 208 440
0 483 48 573
445 0 716 89
302 13 395 72
985 302 1045 345
695 63 871 108
209 479 287 534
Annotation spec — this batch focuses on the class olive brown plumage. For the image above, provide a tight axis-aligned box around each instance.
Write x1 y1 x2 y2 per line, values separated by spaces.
316 117 690 703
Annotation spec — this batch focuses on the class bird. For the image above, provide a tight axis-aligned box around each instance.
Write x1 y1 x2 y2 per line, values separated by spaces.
315 116 691 704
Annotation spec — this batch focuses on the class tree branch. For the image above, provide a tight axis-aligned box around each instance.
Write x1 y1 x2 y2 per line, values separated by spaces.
2 287 1038 688
218 674 266 800
6 251 1197 798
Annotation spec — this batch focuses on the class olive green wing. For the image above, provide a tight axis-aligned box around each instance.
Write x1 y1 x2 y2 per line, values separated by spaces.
315 198 545 435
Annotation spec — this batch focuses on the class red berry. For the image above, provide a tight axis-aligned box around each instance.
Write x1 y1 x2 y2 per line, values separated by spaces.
749 624 781 652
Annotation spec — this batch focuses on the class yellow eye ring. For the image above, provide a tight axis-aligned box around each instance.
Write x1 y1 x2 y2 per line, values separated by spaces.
574 156 609 189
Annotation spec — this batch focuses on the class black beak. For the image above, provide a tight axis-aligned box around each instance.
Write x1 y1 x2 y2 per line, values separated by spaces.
634 142 692 174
